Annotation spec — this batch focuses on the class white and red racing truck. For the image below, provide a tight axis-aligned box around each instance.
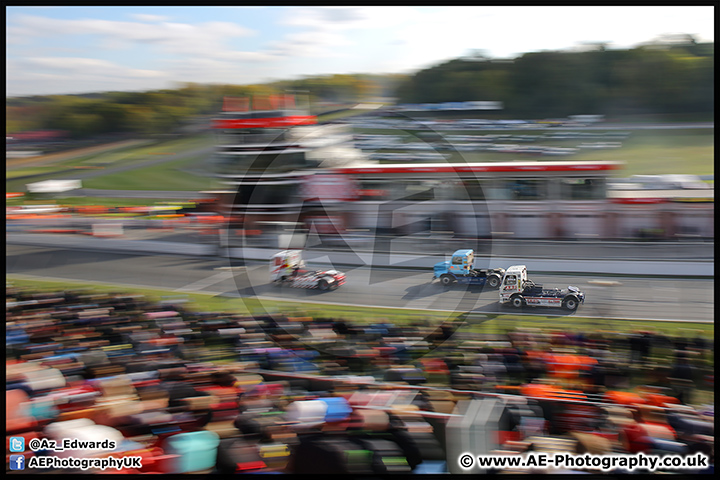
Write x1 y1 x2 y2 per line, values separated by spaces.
270 250 346 291
499 265 585 311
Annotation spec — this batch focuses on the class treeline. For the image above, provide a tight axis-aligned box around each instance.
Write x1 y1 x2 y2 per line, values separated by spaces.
6 37 714 139
6 75 401 139
7 84 284 138
396 39 714 118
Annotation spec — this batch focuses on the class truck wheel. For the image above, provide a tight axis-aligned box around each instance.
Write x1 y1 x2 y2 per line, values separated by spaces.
440 275 454 286
487 274 501 288
510 295 525 308
318 280 329 291
563 297 579 311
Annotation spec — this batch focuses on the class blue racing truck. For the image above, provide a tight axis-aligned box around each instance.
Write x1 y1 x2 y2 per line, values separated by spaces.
433 249 505 288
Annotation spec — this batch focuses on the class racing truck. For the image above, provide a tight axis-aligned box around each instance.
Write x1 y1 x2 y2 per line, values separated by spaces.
499 265 585 311
433 249 505 288
270 250 346 292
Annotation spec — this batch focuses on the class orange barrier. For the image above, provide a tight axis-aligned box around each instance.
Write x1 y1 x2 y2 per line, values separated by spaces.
75 206 109 215
604 391 646 406
120 207 153 214
194 215 226 224
544 353 597 380
520 383 587 402
643 393 680 407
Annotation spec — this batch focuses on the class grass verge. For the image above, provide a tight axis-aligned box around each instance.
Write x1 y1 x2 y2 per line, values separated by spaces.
6 134 216 192
6 196 203 208
6 275 713 340
81 154 218 191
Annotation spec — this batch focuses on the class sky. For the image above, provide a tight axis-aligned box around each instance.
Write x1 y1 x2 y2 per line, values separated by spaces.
6 6 715 97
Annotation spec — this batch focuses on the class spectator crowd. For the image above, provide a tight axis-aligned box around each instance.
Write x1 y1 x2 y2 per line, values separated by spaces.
6 284 714 474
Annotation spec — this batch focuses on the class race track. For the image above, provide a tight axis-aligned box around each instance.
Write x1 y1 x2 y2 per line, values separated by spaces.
6 245 713 323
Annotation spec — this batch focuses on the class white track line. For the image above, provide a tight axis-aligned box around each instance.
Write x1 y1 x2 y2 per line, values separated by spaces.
240 294 713 324
7 273 711 323
174 270 234 292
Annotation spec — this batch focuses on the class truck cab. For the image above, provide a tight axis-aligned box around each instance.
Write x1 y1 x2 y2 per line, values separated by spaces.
270 250 305 281
270 250 346 291
499 265 528 304
446 249 475 275
433 249 504 288
499 265 584 311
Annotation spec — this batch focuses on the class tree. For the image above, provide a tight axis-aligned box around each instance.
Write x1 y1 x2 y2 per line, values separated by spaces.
393 41 714 118
60 113 104 138
123 106 158 135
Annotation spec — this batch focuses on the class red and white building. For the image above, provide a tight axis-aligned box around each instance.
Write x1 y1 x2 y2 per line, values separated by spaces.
212 97 714 243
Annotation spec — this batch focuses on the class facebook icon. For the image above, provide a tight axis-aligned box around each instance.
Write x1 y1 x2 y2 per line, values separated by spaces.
9 454 25 470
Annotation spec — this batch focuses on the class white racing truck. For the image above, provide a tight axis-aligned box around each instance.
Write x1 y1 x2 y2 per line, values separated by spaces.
499 265 585 312
270 250 346 292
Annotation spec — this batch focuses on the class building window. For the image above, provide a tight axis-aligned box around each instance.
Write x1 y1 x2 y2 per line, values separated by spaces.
402 181 435 201
560 178 605 200
246 184 297 205
509 179 547 200
485 180 512 200
358 180 391 200
460 180 487 201
217 129 288 145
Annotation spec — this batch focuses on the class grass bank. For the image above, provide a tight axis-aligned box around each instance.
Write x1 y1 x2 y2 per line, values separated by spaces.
81 153 218 191
6 134 215 193
6 275 713 340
